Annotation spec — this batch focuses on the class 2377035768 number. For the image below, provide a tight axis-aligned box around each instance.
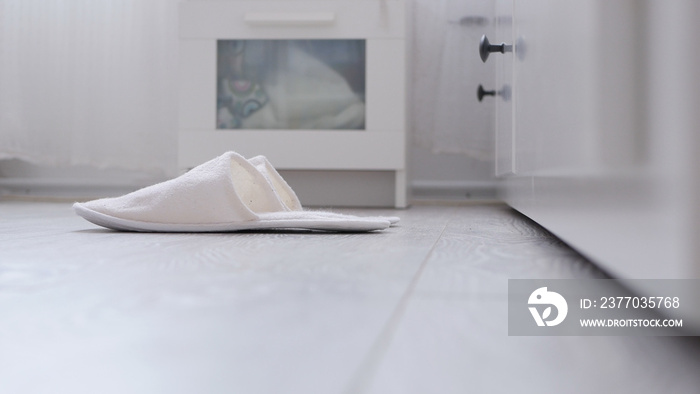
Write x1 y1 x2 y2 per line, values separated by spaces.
599 296 680 309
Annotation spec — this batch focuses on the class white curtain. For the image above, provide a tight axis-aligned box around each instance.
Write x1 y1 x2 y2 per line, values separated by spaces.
410 0 494 160
0 0 179 175
0 0 492 176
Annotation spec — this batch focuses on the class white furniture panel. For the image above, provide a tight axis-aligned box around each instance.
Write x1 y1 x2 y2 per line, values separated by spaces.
366 39 406 133
180 1 405 39
179 131 405 170
497 1 700 291
178 0 407 207
511 0 598 176
179 40 216 130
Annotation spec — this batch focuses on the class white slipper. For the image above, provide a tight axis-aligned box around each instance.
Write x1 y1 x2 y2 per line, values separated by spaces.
248 155 303 211
248 155 400 226
73 152 392 232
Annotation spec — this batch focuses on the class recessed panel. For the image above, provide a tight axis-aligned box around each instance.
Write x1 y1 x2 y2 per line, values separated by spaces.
216 39 366 130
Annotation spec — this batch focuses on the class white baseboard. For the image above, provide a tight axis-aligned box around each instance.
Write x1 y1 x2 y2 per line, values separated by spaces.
411 180 497 202
1 173 498 206
0 177 158 200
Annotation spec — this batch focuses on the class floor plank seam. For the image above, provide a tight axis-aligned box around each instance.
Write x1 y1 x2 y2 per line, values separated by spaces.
342 221 451 394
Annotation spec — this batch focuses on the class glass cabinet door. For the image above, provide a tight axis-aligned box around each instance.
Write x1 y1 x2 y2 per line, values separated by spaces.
216 39 366 130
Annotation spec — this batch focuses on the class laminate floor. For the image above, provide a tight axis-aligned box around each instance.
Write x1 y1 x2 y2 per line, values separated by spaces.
1 201 698 394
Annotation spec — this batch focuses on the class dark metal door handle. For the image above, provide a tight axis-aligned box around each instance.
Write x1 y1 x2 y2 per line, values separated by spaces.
477 84 511 102
479 35 513 63
477 85 496 102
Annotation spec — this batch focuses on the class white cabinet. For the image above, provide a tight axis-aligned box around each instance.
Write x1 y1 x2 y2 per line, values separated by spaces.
511 0 641 177
178 0 407 207
496 1 700 284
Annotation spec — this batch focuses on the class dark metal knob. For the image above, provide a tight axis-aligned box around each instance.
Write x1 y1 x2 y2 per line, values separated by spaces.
477 84 511 102
479 35 513 63
477 85 496 102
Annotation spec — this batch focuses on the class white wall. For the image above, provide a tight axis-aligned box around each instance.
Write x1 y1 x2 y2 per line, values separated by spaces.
0 0 496 200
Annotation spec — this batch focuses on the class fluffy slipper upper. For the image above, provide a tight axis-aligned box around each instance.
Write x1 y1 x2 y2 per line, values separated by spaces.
74 151 397 232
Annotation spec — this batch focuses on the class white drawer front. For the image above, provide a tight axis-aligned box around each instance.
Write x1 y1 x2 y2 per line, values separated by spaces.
180 1 405 39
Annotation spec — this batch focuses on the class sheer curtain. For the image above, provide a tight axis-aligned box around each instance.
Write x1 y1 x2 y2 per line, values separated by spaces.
0 0 493 178
0 0 179 175
410 0 494 161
